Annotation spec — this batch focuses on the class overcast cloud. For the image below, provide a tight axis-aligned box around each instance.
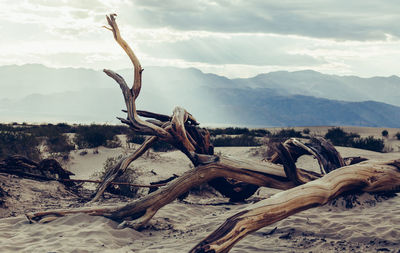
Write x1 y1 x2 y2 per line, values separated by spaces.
0 0 400 77
123 0 400 41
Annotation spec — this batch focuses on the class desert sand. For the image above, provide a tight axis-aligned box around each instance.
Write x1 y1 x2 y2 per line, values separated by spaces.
0 127 400 252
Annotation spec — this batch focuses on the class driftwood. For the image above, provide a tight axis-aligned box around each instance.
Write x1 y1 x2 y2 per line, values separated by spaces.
148 174 179 193
25 135 374 230
26 156 295 226
92 15 346 203
91 13 256 203
190 159 400 253
25 14 369 226
24 14 400 253
270 136 345 175
0 155 74 185
0 155 166 194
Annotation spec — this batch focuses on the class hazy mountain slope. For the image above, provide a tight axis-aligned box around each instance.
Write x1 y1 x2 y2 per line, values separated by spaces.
2 86 400 127
0 64 111 99
210 87 400 127
1 64 400 127
233 70 400 106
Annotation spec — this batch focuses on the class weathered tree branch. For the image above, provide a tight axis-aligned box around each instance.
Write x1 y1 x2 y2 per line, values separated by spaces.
190 159 400 253
105 14 142 99
90 136 158 202
274 143 321 185
103 69 172 140
21 14 400 253
0 155 74 184
26 17 400 253
136 110 171 122
270 137 345 175
92 15 223 202
26 156 295 227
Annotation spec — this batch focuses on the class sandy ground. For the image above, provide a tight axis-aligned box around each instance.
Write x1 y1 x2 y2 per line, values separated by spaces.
1 128 400 252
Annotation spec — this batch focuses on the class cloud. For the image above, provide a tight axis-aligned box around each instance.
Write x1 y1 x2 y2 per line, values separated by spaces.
135 32 325 66
0 0 112 39
1 0 400 78
121 0 400 41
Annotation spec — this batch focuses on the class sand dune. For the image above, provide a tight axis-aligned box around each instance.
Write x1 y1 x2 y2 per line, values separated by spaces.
1 140 399 252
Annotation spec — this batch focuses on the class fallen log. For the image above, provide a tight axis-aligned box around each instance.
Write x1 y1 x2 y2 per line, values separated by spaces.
190 159 400 253
270 137 345 174
25 14 369 229
148 174 179 194
23 16 399 252
0 155 74 185
92 15 356 203
91 14 258 202
26 156 295 227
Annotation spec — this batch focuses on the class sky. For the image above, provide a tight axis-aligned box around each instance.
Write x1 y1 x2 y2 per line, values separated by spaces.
1 0 400 78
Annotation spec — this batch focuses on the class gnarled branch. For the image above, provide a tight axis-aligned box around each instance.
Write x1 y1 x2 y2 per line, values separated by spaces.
103 69 172 139
26 156 295 227
94 15 259 202
105 14 142 98
90 136 158 202
190 159 400 253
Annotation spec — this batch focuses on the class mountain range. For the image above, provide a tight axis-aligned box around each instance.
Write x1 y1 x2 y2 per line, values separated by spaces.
1 64 400 127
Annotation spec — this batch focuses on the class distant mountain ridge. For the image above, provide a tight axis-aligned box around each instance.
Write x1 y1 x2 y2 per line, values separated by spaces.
1 64 400 127
233 70 400 106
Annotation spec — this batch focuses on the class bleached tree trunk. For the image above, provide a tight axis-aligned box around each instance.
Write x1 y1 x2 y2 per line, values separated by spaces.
25 16 400 253
190 160 400 253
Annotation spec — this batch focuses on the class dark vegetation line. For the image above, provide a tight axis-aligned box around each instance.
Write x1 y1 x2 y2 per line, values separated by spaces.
324 127 386 152
0 123 398 161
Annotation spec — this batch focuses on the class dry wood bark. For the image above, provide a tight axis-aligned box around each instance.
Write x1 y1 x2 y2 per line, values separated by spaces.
0 155 74 184
270 137 345 175
26 156 295 227
92 14 256 202
190 159 400 253
90 136 157 202
26 14 366 228
24 16 400 253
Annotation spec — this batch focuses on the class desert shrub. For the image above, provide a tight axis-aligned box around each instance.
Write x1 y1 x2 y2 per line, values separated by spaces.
212 135 260 147
152 141 176 152
382 130 388 137
28 124 65 137
249 129 271 137
73 124 120 149
324 127 359 146
272 128 303 138
74 130 106 148
325 128 385 152
249 146 269 159
302 128 311 134
208 127 270 137
395 132 400 140
208 127 247 136
126 132 146 144
0 123 18 132
46 132 75 153
94 156 138 197
351 136 384 152
105 136 122 148
111 125 131 135
0 131 40 160
55 123 73 132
